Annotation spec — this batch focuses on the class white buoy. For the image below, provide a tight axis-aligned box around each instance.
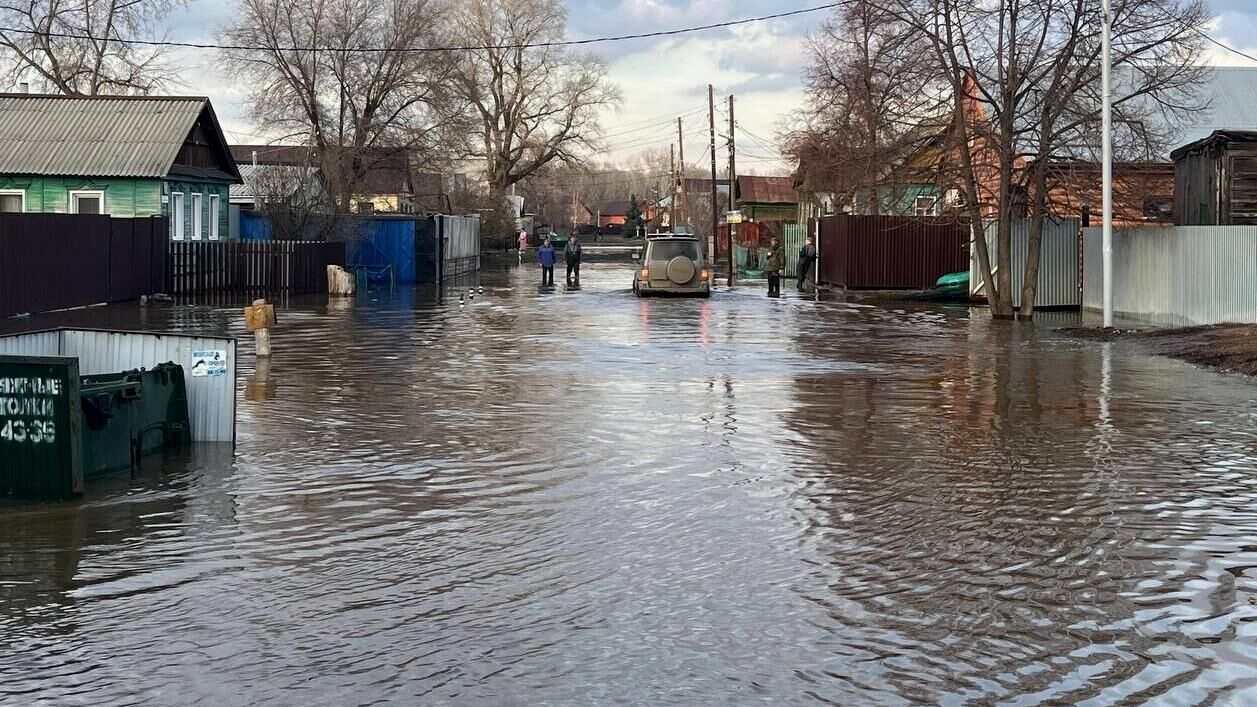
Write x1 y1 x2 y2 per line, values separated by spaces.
478 285 485 293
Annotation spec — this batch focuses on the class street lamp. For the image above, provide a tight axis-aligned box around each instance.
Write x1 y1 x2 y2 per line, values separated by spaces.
1102 0 1114 328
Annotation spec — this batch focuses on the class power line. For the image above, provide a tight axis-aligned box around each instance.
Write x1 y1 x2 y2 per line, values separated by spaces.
0 3 844 54
1196 29 1257 64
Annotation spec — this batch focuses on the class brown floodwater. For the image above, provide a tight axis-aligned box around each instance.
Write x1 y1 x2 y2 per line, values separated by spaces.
3 259 1257 705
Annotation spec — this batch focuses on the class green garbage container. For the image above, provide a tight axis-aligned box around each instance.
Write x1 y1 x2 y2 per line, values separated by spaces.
80 363 191 479
1 356 191 498
0 355 84 499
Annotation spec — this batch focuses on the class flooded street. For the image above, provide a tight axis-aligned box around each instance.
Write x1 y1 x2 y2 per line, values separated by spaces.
5 259 1257 705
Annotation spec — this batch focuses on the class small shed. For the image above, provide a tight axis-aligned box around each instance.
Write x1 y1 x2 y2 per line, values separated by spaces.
1171 130 1257 225
735 176 799 223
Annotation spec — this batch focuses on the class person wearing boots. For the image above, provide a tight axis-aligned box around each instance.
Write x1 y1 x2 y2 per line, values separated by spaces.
537 237 556 286
765 236 784 297
565 234 583 287
797 236 818 292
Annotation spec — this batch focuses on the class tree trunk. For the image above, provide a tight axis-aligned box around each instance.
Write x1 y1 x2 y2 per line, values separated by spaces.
953 100 999 313
1019 165 1049 318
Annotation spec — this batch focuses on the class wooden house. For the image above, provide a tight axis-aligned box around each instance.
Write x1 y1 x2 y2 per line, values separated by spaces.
0 93 241 240
1171 130 1257 225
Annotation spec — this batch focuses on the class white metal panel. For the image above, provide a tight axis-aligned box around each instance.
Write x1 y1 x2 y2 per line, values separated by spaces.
439 215 481 261
0 331 61 357
1083 225 1257 325
971 219 1080 308
59 330 236 443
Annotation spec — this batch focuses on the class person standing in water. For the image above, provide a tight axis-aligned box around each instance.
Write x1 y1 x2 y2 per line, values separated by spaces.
765 236 784 297
537 237 556 287
517 228 529 263
565 234 583 287
797 235 818 292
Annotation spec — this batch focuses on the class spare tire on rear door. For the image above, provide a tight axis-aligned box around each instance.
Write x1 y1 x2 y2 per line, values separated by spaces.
666 256 696 285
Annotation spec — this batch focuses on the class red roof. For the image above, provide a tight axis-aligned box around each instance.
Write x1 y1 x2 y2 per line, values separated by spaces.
737 176 797 205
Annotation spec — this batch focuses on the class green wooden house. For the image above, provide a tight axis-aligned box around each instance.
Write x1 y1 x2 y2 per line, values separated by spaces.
735 176 800 223
0 93 241 239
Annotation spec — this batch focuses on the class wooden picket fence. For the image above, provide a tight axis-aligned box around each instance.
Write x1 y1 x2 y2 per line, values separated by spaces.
168 240 345 296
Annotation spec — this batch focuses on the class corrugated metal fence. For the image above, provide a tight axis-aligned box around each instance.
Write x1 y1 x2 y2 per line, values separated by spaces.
970 219 1080 309
0 328 236 444
1083 225 1257 325
0 214 167 317
818 215 970 289
347 217 417 284
439 215 481 279
783 223 807 278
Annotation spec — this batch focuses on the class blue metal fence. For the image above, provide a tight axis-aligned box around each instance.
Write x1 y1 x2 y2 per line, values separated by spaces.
347 218 417 284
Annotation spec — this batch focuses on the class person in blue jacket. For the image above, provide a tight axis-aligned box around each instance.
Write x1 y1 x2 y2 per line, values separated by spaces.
537 237 556 286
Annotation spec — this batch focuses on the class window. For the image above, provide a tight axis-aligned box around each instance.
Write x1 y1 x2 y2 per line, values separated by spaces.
171 192 185 240
1142 195 1173 222
648 240 702 262
191 193 203 241
209 194 220 241
914 195 939 217
0 190 23 213
69 190 104 214
944 188 966 208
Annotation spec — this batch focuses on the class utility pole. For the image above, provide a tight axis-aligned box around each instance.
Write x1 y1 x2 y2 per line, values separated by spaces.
670 143 676 231
727 94 736 287
1102 0 1114 328
708 84 718 266
677 117 686 230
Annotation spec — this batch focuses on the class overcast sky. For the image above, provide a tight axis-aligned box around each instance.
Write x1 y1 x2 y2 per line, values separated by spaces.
166 1 1257 176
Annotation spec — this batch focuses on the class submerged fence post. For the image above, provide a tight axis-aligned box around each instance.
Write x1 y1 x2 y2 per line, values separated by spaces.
246 298 275 358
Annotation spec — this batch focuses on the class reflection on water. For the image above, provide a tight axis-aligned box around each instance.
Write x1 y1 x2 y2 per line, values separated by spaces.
4 263 1257 705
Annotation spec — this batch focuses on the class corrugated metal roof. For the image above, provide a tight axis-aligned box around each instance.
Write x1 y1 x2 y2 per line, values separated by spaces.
230 163 319 201
0 94 207 177
737 176 797 205
1172 68 1257 152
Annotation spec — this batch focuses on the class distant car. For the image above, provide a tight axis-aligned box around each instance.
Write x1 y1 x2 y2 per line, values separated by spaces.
632 234 711 298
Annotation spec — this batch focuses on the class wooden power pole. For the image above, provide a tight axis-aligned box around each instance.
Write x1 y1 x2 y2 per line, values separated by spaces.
670 143 675 231
708 84 718 265
677 117 686 229
727 94 736 287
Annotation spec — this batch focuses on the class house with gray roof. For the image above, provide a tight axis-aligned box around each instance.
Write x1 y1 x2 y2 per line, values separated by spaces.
0 93 241 240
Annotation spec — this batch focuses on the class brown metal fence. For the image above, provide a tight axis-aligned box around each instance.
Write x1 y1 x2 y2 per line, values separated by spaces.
168 240 345 296
0 214 167 317
817 215 970 289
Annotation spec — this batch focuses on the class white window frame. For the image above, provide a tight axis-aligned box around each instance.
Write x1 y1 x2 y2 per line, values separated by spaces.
191 193 203 241
209 194 220 241
914 195 940 217
69 189 105 215
171 192 185 241
0 189 25 213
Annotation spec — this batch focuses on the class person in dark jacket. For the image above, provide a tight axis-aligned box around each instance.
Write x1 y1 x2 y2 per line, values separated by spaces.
537 237 556 286
764 237 785 297
565 235 583 286
797 236 818 291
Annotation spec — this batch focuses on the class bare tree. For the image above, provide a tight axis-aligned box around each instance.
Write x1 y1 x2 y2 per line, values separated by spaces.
801 0 1208 318
448 0 620 195
786 0 944 215
220 0 465 212
0 0 181 94
903 0 1209 317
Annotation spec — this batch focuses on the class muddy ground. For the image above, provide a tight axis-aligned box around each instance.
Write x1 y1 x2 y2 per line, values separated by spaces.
1065 323 1257 377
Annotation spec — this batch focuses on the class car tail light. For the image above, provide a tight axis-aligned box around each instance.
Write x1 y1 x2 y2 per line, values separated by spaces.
641 267 649 279
700 269 709 281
